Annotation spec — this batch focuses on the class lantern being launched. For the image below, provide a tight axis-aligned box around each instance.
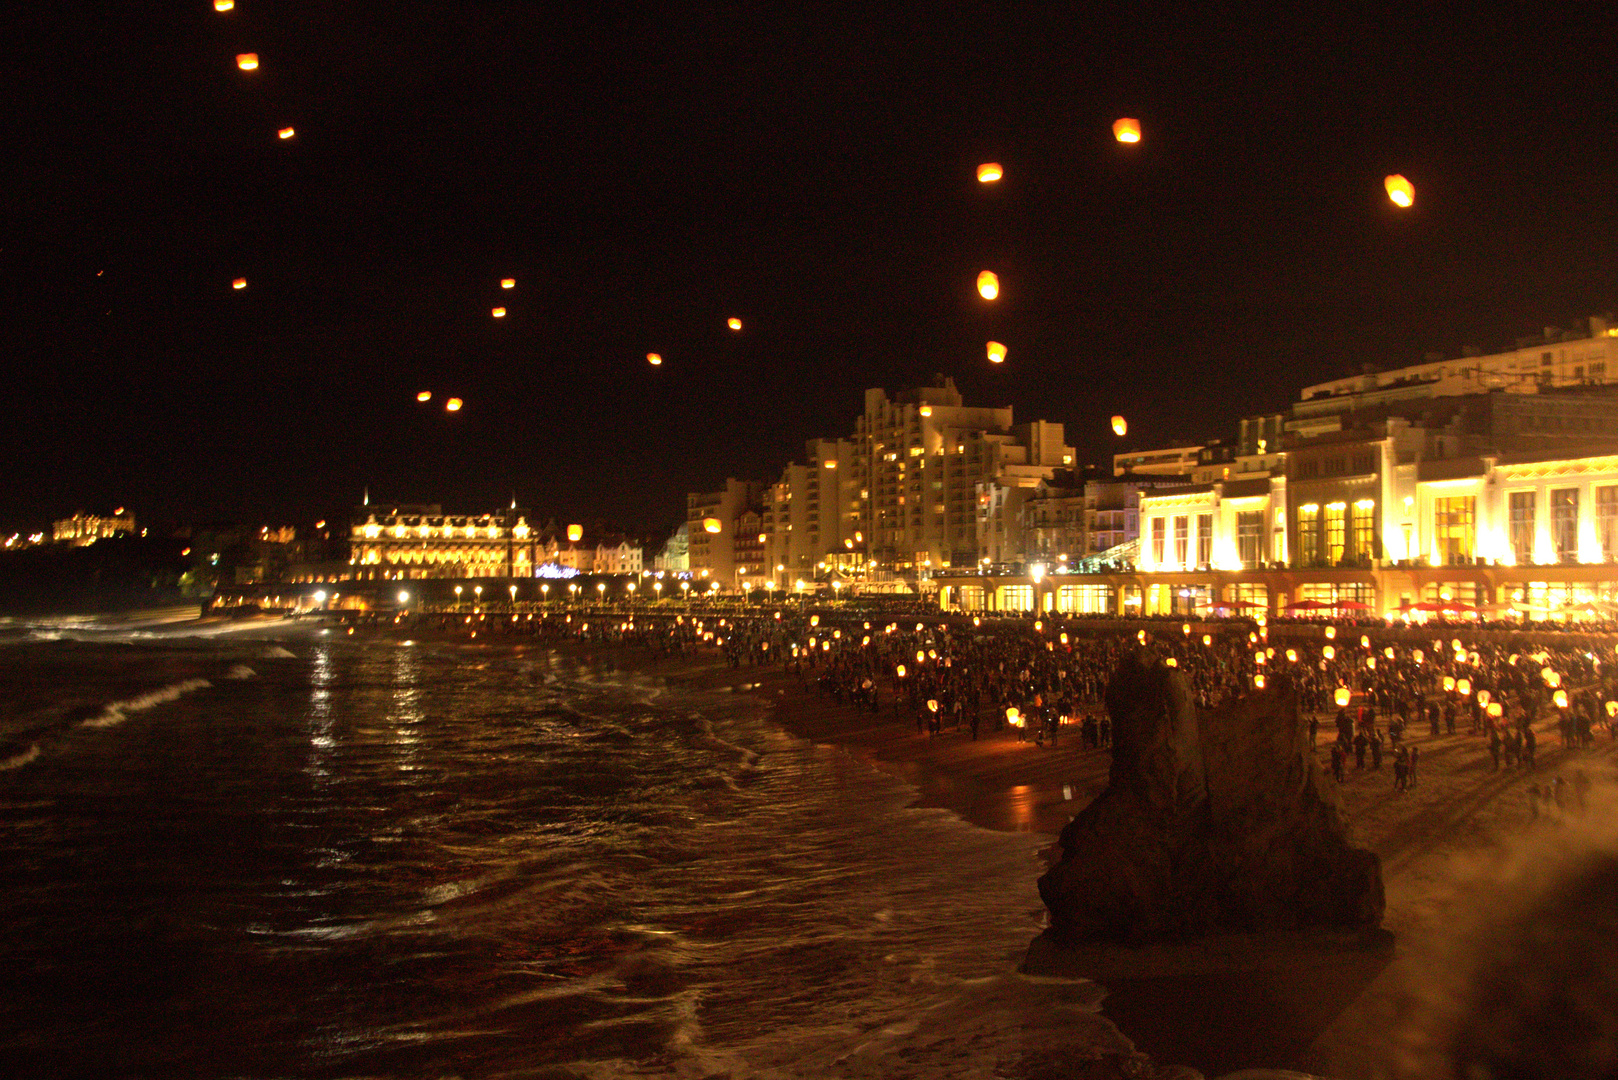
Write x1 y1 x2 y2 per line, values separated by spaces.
236 53 259 70
1112 117 1141 144
976 270 999 300
1110 415 1127 437
986 341 1007 364
976 162 1003 183
1384 174 1414 208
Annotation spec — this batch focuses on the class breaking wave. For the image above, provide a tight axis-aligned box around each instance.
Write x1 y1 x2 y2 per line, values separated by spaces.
80 678 212 728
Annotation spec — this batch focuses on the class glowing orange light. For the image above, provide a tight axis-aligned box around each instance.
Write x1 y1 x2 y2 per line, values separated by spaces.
1253 674 1265 689
214 0 234 10
491 307 506 318
1324 626 1336 640
976 162 1002 183
1487 702 1503 719
703 517 722 534
727 317 742 331
1112 117 1141 143
1554 689 1569 709
1335 687 1351 707
1384 174 1414 208
277 127 295 140
986 341 1007 364
647 352 662 366
445 398 463 412
416 391 431 402
236 53 258 70
567 524 583 543
501 278 515 289
1110 415 1127 437
232 277 247 290
1323 645 1336 660
976 270 999 300
896 665 906 678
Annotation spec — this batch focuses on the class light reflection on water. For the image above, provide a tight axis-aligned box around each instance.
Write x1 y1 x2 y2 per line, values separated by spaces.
0 639 1089 1079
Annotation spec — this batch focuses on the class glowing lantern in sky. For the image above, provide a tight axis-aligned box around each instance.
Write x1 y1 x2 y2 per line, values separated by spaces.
727 317 742 331
1323 645 1336 660
1554 689 1570 709
1413 649 1424 663
1112 117 1141 143
1384 646 1395 659
647 353 662 366
214 0 234 10
896 665 906 678
1202 635 1212 646
236 53 259 70
416 391 431 402
986 341 1007 364
445 398 463 412
501 278 515 289
1360 635 1371 649
976 162 1002 183
1111 415 1127 437
567 524 583 542
1286 648 1298 663
1253 674 1265 689
491 307 506 318
1335 687 1351 707
699 518 721 535
277 127 295 140
1384 174 1414 208
231 277 247 290
1607 701 1618 718
919 405 932 417
1324 626 1336 640
976 271 999 300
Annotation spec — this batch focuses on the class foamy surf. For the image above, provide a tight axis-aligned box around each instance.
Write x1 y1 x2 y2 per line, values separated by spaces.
0 742 41 770
80 678 212 728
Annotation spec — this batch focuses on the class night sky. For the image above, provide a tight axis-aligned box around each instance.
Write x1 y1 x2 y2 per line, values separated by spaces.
4 5 1616 538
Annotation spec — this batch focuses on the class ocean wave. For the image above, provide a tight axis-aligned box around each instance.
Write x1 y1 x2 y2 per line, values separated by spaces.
0 742 41 770
80 678 212 729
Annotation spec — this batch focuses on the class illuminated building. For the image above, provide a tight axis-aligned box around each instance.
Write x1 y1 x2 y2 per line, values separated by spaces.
686 480 763 585
348 504 537 579
653 522 689 573
53 510 135 546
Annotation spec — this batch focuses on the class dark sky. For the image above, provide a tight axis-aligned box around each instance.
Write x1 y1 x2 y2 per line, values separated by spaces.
3 5 1616 537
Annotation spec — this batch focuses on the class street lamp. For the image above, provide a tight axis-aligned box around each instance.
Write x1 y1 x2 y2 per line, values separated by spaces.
541 583 550 604
397 590 410 606
454 585 463 608
509 584 517 605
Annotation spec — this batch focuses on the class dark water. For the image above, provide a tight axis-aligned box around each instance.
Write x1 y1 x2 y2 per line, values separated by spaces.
0 625 1126 1078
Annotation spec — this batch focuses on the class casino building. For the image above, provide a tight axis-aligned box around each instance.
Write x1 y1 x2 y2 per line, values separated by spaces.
348 504 539 580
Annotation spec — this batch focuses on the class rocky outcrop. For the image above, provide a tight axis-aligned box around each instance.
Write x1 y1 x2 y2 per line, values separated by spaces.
1036 649 1383 944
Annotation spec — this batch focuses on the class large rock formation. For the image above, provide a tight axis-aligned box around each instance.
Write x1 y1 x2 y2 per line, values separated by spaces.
1037 649 1383 944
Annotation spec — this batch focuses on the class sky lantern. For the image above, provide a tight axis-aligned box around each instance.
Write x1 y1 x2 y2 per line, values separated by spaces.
976 162 1002 183
1324 626 1336 640
491 307 506 318
416 391 431 402
1384 174 1414 208
1111 415 1127 437
647 352 662 366
566 524 583 542
1112 117 1141 143
1165 657 1178 667
727 317 742 331
444 397 463 411
1442 675 1456 692
1323 645 1336 660
986 341 1007 364
896 664 906 678
976 270 999 300
231 277 247 290
1456 678 1471 696
1286 648 1298 663
277 127 295 140
501 278 515 289
1202 634 1212 646
1335 686 1351 707
1253 674 1265 689
702 517 722 534
236 53 259 70
1487 702 1503 719
214 0 234 10
1554 689 1570 709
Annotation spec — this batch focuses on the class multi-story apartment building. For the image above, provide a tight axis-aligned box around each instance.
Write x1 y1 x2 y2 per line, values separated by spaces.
687 479 763 586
